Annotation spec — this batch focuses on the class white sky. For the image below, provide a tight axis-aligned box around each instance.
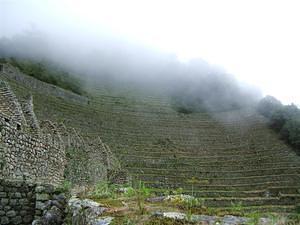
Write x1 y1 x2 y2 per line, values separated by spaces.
1 0 300 105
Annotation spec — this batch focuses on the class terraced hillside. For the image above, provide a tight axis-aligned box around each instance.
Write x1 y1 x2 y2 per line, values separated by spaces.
2 64 300 213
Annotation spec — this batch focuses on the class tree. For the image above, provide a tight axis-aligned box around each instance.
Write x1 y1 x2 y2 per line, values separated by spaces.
257 95 283 118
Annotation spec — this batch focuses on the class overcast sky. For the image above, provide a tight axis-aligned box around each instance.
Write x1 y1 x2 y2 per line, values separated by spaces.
1 0 300 105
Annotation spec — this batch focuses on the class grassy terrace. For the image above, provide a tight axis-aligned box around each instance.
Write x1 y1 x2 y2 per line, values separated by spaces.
3 72 300 213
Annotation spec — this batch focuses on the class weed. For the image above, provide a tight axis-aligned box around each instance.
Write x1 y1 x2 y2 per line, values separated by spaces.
111 216 136 225
123 186 136 198
55 180 72 194
246 212 261 225
230 201 243 215
135 181 151 214
186 177 201 196
89 181 115 199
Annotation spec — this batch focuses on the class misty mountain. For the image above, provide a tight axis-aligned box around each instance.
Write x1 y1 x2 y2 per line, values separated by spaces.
0 30 261 112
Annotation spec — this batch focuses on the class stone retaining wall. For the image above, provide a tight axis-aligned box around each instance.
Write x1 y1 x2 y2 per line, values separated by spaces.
0 179 35 225
0 179 66 225
0 112 65 185
0 79 65 185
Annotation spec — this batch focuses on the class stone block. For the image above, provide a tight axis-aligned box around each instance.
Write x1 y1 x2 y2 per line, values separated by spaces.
18 198 29 205
4 206 11 211
14 192 22 198
9 199 17 206
1 198 9 205
1 216 9 225
35 186 45 193
11 216 22 225
36 201 46 210
19 210 27 216
6 210 16 217
23 215 33 223
36 193 50 201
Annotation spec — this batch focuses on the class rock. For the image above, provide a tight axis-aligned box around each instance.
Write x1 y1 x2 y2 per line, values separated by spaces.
23 215 33 223
164 194 198 204
36 193 50 201
222 215 249 225
162 212 186 220
1 198 9 205
1 216 9 225
153 212 252 225
53 193 66 204
11 216 22 225
146 196 165 203
32 219 43 225
0 192 7 197
68 197 108 225
35 186 45 193
14 192 22 198
90 217 113 225
6 209 16 217
191 215 219 224
51 200 64 210
41 206 63 225
36 201 47 210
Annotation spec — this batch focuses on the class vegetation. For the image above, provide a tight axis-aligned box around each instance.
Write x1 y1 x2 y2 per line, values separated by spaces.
257 96 300 150
55 180 72 197
4 61 300 215
1 57 86 95
76 181 300 224
88 181 117 199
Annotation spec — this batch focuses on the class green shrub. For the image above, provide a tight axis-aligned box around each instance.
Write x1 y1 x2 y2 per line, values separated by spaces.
257 96 300 150
55 180 72 194
89 181 115 199
3 57 86 96
257 95 283 118
281 117 300 148
123 186 136 198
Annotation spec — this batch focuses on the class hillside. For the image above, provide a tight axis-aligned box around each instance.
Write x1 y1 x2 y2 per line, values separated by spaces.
1 63 300 213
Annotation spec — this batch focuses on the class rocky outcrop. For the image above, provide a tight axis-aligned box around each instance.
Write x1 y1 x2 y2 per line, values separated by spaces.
67 197 113 225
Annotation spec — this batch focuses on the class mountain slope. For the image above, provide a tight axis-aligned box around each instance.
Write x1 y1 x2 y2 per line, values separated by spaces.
1 63 300 212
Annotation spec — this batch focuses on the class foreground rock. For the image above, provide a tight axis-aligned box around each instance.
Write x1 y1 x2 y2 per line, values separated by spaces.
153 211 273 225
68 197 112 225
32 193 67 225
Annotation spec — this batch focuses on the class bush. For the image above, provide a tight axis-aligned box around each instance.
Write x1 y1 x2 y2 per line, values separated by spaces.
89 181 115 199
281 117 300 148
2 57 86 96
257 95 283 118
257 96 300 150
55 180 72 194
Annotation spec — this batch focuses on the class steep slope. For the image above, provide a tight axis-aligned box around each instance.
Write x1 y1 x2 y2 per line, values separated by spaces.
1 63 300 212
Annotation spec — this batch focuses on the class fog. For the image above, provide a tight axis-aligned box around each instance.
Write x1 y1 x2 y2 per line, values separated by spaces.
1 0 264 112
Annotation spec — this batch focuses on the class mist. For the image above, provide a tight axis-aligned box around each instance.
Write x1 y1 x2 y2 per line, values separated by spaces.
1 1 262 113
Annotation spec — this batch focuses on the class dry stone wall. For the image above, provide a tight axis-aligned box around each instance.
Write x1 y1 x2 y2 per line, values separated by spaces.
0 179 35 225
0 80 27 126
20 95 41 138
0 73 127 224
0 80 65 185
0 179 66 225
0 115 65 185
62 128 122 185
